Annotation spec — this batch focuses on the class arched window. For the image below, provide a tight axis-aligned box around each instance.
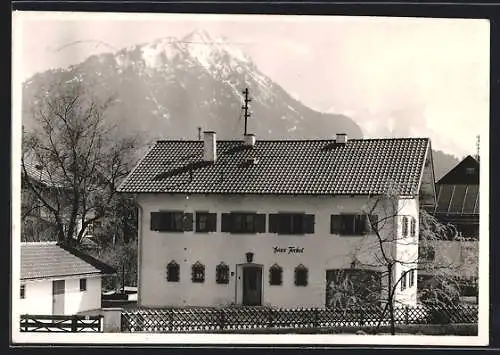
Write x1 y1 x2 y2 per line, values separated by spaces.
216 262 229 284
166 261 180 282
269 264 283 286
402 216 409 237
191 261 205 283
294 264 308 286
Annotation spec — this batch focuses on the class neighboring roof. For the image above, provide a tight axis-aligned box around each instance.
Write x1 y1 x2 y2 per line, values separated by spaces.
437 155 479 185
21 160 67 188
434 156 480 216
21 242 116 281
118 138 431 196
435 184 479 215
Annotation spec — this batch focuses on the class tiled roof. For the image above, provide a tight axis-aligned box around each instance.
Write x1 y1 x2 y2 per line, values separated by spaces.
21 242 116 280
118 138 431 196
21 160 67 188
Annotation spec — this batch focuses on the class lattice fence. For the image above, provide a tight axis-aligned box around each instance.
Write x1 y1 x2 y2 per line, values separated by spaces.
121 304 478 333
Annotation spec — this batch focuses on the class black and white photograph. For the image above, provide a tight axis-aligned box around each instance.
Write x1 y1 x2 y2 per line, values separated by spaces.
11 12 489 345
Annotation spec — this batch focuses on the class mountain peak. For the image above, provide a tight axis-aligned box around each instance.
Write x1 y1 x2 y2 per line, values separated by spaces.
182 29 215 44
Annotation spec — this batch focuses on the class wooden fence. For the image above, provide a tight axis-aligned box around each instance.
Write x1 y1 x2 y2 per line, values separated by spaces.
20 314 103 332
121 304 478 333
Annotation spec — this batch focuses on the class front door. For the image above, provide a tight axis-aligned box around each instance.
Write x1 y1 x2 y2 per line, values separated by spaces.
52 280 65 315
242 266 262 306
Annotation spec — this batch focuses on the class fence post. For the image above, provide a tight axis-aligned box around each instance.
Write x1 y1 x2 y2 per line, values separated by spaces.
219 309 225 330
71 315 78 332
268 308 273 328
313 308 319 328
405 306 409 325
168 309 173 332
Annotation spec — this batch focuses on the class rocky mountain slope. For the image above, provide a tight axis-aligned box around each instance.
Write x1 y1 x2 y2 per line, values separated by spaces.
22 30 363 143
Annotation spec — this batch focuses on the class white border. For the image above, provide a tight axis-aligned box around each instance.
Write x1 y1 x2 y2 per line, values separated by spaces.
11 11 490 346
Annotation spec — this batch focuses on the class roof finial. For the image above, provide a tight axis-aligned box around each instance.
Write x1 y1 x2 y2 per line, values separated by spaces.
242 88 252 135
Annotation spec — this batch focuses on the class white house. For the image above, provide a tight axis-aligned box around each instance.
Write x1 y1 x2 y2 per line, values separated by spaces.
118 132 436 309
20 242 116 315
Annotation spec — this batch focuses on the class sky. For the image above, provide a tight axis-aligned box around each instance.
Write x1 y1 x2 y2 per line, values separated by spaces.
13 12 490 159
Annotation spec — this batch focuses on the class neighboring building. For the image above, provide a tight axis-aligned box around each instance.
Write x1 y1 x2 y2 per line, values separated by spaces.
21 161 64 242
420 155 479 298
434 155 479 240
20 242 116 315
21 160 100 247
118 132 437 309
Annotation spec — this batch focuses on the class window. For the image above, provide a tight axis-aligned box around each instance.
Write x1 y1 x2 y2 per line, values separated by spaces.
410 217 416 237
269 213 315 234
401 271 407 291
166 261 180 282
330 214 373 235
20 284 25 299
294 264 308 286
79 278 87 291
269 264 283 286
196 212 217 233
151 211 193 232
191 262 205 283
402 216 409 237
221 213 266 233
466 167 475 175
216 262 229 284
409 269 415 287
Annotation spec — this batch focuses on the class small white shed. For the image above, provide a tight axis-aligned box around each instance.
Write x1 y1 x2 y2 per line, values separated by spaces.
20 242 116 315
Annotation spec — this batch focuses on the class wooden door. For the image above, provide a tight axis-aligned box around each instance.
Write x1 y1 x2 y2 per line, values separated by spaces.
52 280 65 315
242 267 262 306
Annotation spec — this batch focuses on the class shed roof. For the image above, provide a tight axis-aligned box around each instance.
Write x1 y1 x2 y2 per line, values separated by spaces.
21 242 116 281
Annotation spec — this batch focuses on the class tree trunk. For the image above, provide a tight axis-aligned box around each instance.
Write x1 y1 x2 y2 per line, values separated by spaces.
388 264 396 335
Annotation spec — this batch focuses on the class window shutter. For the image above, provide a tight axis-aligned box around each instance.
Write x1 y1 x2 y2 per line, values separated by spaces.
360 215 370 234
330 215 342 234
269 214 279 233
221 213 232 233
151 212 162 231
256 214 266 233
208 213 217 232
303 214 315 234
183 213 193 232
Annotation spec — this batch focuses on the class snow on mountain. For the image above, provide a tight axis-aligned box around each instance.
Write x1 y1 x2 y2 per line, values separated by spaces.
22 30 363 143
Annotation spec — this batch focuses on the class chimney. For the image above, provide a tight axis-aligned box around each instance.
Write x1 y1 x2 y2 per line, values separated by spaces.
243 133 256 147
336 133 347 144
203 131 217 162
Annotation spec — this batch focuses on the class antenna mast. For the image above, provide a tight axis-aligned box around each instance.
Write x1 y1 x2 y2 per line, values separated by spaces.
476 135 480 162
242 88 252 135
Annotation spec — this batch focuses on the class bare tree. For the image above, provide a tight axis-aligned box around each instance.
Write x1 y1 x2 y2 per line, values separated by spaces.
326 184 465 334
21 80 140 245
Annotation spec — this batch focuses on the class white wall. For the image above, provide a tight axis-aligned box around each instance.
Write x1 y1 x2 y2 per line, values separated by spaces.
421 240 478 279
138 193 418 308
20 276 102 315
64 276 102 314
392 198 419 306
19 279 53 315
